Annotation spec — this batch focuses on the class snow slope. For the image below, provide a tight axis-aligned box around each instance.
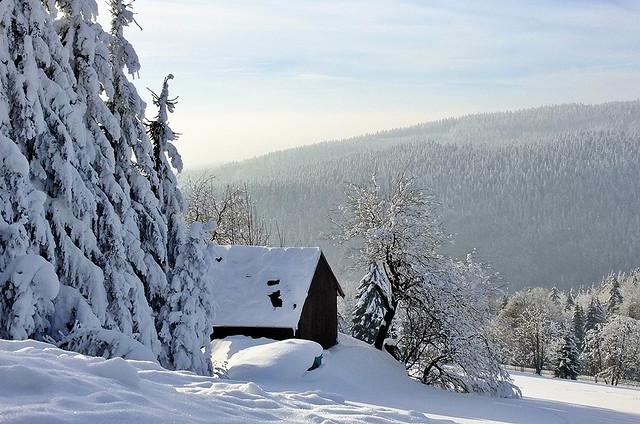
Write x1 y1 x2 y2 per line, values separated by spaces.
214 334 640 424
0 339 432 423
1 336 639 424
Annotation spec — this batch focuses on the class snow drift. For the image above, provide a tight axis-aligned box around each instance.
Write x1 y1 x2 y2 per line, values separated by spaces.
0 338 433 423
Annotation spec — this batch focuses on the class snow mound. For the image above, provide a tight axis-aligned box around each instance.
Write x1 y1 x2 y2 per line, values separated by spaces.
212 337 323 382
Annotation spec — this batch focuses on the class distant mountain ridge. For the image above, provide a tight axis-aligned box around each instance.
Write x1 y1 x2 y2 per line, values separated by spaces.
203 100 640 290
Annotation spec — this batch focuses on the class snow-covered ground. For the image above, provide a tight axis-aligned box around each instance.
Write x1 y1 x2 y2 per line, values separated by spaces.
1 336 638 424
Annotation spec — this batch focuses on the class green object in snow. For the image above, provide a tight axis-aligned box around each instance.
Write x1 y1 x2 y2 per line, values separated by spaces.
308 354 323 371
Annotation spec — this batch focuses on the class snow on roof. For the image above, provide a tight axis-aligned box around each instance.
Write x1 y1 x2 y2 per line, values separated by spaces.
210 245 322 330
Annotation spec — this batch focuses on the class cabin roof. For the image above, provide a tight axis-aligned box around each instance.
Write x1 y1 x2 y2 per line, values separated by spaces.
210 245 342 330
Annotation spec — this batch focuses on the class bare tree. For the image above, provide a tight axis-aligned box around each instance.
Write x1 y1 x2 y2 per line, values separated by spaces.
182 174 277 246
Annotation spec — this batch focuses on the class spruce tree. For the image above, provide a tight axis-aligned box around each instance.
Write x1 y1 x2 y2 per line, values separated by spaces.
572 303 585 351
606 276 623 315
108 0 169 322
56 0 160 357
0 25 59 339
582 324 603 379
145 74 195 368
351 262 391 344
564 289 575 312
553 330 580 379
0 130 58 339
549 286 561 304
165 222 214 375
146 74 186 271
0 0 126 350
585 297 605 333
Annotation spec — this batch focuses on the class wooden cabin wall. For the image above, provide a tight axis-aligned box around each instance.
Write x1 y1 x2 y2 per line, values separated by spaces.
296 256 339 348
211 326 294 341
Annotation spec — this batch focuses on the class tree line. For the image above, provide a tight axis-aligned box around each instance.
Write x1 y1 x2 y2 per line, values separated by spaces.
494 271 640 384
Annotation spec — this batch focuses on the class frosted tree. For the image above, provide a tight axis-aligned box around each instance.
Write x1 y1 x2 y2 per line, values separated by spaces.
584 297 605 333
549 287 561 304
108 0 168 315
0 132 58 340
582 325 603 380
571 303 585 351
564 289 575 312
606 276 623 315
331 174 446 349
55 0 160 357
495 288 564 374
399 255 519 397
620 270 640 320
164 222 215 375
351 262 391 345
0 0 130 354
553 330 580 379
146 74 186 271
596 316 640 385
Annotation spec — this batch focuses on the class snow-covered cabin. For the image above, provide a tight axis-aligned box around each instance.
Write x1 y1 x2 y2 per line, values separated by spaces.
210 246 345 348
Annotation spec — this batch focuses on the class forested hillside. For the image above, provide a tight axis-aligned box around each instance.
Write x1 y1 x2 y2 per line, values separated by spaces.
204 102 640 290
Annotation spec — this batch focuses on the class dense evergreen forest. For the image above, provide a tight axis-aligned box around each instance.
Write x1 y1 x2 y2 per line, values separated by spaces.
202 101 640 290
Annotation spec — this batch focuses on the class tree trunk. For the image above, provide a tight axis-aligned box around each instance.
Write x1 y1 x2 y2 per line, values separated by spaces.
374 306 396 350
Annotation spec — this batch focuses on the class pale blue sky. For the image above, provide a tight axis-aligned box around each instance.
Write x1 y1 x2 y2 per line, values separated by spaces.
98 0 640 167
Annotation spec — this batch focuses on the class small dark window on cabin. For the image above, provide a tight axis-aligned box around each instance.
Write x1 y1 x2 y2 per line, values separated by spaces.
268 290 283 308
267 279 280 286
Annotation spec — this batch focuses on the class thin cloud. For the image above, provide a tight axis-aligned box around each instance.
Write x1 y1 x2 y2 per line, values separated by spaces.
97 0 640 167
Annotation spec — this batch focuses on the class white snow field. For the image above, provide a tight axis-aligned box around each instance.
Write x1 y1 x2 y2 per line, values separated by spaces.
1 336 639 424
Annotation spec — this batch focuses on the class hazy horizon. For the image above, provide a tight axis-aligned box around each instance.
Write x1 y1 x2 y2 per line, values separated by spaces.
99 0 640 167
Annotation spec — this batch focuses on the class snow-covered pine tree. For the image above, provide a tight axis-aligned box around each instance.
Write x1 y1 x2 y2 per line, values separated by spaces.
606 276 623 315
553 329 580 379
351 262 391 344
145 74 185 271
549 286 560 304
571 303 585 351
582 324 603 380
108 0 169 320
0 127 58 340
0 0 127 349
564 289 575 312
584 297 605 333
165 222 215 375
56 0 160 357
145 74 195 367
